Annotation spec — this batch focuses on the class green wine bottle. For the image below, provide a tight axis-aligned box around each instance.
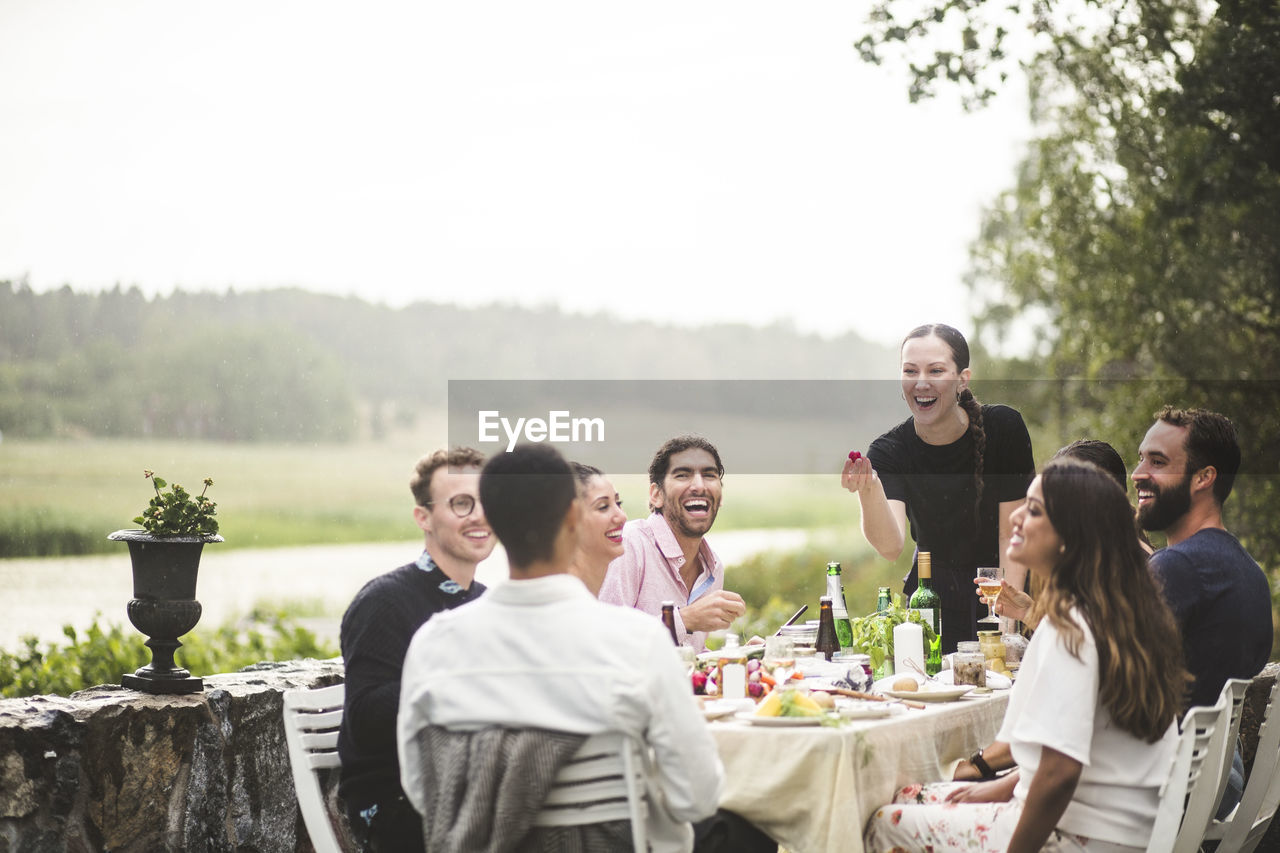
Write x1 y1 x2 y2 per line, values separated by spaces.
907 551 943 675
826 561 854 649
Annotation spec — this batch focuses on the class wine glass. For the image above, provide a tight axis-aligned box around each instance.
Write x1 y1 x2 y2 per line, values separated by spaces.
976 566 1004 624
763 635 796 685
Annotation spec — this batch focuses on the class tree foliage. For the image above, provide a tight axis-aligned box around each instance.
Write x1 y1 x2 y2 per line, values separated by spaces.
0 281 895 442
857 0 1280 573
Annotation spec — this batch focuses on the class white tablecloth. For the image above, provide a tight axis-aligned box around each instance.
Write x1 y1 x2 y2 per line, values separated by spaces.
708 692 1010 853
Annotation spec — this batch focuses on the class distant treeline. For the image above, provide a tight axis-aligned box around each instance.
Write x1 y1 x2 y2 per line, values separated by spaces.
0 281 894 441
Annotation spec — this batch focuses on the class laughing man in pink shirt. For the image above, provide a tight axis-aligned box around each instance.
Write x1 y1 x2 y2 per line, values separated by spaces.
599 435 747 650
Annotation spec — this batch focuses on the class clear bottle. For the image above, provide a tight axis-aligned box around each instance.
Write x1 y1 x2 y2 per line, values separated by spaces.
826 562 854 649
660 600 680 646
716 633 748 699
908 551 943 676
815 596 841 661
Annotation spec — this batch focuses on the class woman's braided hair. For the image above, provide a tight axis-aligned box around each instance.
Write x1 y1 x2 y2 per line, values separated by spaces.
903 324 986 527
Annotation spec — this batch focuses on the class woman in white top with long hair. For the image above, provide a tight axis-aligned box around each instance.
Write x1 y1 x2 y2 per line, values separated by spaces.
864 458 1187 852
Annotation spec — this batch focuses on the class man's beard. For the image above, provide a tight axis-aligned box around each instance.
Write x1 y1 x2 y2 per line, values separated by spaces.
1138 473 1193 532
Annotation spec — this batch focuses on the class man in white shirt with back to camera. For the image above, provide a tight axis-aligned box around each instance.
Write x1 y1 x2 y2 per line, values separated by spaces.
397 443 726 852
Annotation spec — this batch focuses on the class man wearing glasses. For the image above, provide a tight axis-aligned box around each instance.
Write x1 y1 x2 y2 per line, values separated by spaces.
337 447 494 853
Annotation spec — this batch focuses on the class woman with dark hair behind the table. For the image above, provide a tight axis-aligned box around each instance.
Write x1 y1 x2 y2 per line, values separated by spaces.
842 323 1035 652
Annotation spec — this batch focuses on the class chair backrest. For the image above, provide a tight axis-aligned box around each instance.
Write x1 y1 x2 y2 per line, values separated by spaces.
282 683 346 853
530 731 649 851
1173 681 1251 853
1205 676 1280 853
1165 691 1233 853
1149 701 1222 853
1207 680 1253 816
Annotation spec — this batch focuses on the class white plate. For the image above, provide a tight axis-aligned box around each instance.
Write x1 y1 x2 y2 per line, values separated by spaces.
837 701 895 720
734 711 825 726
702 699 749 721
883 686 973 703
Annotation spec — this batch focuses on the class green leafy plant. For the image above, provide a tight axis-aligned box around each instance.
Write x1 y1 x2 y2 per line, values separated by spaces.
132 470 219 536
848 593 937 671
0 609 338 698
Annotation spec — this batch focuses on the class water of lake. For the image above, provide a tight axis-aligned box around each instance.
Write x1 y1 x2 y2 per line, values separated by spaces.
0 528 810 651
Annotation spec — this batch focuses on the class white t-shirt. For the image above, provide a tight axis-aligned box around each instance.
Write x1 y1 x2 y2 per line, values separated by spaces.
397 573 724 852
998 609 1178 847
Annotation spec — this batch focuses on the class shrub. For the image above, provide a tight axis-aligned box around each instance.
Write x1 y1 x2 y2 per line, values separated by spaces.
0 610 338 698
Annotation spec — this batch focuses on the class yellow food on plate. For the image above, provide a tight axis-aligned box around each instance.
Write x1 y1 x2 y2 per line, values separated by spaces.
783 692 825 717
755 689 825 717
754 691 784 717
810 691 835 710
892 677 919 692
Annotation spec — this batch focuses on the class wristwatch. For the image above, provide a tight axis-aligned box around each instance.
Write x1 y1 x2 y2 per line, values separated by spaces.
969 748 998 780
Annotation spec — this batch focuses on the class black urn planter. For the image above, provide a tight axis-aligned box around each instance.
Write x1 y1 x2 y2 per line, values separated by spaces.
109 529 223 694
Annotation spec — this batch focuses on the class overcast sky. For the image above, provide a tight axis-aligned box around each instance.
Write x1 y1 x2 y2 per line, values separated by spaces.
0 0 1031 349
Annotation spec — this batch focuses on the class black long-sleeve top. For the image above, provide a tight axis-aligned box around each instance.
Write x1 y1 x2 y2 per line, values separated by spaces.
336 558 485 811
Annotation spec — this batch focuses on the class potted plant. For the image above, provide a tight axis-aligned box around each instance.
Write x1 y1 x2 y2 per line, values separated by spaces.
109 470 223 694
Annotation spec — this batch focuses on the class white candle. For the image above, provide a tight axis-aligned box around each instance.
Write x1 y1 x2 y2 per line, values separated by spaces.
894 622 925 677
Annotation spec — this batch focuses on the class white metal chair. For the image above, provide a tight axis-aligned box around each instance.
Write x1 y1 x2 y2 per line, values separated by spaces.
1202 677 1280 852
282 683 346 853
1148 697 1225 853
1173 678 1254 852
531 731 650 851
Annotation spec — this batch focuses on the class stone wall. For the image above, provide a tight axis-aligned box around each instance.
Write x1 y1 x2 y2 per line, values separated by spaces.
0 659 344 853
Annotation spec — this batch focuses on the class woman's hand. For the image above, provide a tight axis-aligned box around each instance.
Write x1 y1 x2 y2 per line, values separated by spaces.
972 578 1034 623
945 772 1018 804
841 455 878 494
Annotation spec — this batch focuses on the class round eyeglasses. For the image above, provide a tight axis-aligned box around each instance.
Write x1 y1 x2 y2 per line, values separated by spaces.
425 494 477 518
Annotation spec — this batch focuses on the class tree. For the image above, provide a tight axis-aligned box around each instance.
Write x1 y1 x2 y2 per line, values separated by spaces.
856 0 1280 575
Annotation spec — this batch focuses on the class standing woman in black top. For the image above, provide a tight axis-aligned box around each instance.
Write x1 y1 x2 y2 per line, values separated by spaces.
842 324 1035 652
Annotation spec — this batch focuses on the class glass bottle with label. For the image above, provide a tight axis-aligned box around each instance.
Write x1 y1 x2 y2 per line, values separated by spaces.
825 562 854 649
716 633 749 699
907 551 943 675
815 596 841 661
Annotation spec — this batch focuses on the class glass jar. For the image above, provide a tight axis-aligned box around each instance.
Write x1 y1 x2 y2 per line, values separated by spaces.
832 651 873 692
778 623 818 657
977 630 1005 668
953 641 986 687
1001 632 1028 666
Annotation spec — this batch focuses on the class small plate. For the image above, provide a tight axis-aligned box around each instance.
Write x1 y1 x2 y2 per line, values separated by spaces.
702 699 748 721
837 701 895 720
883 686 973 703
734 711 824 726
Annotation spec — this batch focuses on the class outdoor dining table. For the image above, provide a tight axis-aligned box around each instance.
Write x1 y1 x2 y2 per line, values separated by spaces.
707 690 1011 853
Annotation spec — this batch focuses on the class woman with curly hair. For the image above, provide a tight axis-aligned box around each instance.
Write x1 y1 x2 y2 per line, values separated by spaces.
863 458 1187 852
843 323 1035 651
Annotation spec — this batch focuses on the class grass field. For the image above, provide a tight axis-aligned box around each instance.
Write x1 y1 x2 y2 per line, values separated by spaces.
0 435 869 557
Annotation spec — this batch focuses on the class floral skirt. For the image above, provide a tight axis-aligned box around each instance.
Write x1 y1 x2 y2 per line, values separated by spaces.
863 782 1140 853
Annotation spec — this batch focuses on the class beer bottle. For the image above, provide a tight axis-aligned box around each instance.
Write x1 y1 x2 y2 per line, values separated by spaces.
876 587 892 613
660 600 680 646
907 551 943 675
826 561 854 649
815 596 841 661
